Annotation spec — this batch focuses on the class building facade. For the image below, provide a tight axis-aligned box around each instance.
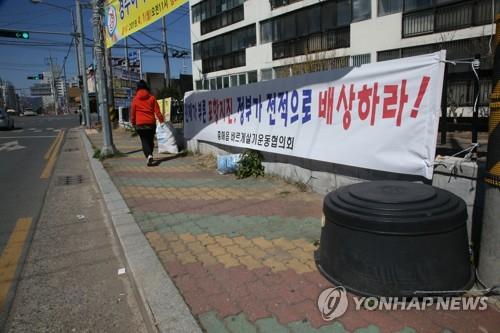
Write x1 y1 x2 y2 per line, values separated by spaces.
189 0 498 113
0 79 17 110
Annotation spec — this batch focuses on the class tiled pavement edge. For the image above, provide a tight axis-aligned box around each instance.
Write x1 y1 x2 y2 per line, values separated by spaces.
87 128 500 333
81 130 202 333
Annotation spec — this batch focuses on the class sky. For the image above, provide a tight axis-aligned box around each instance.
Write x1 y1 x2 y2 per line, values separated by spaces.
0 0 192 97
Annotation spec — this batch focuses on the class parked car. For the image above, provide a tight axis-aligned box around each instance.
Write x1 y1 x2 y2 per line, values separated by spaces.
23 108 37 116
6 108 17 115
0 108 14 129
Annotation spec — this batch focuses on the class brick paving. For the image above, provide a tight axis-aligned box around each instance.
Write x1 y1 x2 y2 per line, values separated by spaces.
89 128 500 333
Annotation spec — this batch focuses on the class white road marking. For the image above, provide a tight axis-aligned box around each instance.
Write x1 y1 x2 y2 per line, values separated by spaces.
0 141 26 152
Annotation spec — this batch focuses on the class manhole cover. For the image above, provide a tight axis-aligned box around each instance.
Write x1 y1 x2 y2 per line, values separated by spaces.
64 148 79 152
57 175 84 186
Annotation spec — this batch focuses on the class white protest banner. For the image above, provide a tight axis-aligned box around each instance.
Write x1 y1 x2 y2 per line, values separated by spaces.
184 51 446 179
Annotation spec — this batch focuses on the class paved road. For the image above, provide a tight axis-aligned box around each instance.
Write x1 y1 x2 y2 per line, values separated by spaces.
0 114 78 322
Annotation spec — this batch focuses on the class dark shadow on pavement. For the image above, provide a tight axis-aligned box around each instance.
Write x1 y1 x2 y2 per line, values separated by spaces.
151 151 188 166
124 149 143 155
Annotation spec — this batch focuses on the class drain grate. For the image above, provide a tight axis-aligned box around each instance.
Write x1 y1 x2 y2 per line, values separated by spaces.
57 175 84 186
64 148 79 152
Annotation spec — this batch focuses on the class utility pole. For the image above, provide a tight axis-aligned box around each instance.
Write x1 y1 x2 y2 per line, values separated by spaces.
71 7 82 115
76 0 91 127
92 0 115 156
478 14 500 288
162 16 171 88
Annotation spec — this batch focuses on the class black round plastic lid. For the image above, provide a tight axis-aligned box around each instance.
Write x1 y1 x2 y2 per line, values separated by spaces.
323 181 467 235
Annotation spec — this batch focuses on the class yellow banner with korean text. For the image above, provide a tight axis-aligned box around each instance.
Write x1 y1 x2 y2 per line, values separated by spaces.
104 0 187 48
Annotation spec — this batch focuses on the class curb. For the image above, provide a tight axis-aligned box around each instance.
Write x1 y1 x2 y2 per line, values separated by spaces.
80 130 202 333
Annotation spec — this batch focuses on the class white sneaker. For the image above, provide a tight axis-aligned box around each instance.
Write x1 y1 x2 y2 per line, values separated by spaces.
147 155 154 166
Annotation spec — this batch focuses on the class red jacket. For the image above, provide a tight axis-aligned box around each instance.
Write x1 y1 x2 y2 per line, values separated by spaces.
131 89 165 126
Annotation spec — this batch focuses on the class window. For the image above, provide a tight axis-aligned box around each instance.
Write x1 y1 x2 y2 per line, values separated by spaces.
378 0 403 16
198 25 256 73
260 20 273 44
274 66 291 78
248 71 257 83
193 0 245 33
261 0 352 60
377 49 400 61
230 75 238 86
195 80 202 90
238 73 247 85
210 78 216 90
216 77 223 89
200 5 244 35
351 53 371 66
261 68 273 81
402 0 495 37
270 0 301 9
223 76 230 88
352 0 371 21
404 0 433 12
321 1 337 31
193 43 201 61
337 0 352 26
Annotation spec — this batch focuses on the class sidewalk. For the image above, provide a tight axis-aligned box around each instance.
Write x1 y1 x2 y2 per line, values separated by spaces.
88 128 500 333
6 128 148 332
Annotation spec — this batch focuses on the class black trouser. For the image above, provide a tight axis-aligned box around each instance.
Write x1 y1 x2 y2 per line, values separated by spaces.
136 125 156 158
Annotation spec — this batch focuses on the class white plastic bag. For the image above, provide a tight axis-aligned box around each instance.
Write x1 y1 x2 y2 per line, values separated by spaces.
217 154 241 174
156 123 179 154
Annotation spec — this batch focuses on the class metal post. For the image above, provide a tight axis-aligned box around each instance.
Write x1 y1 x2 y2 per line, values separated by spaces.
472 54 480 147
92 0 115 156
76 0 91 127
125 38 132 106
162 16 171 88
478 14 500 288
440 63 448 144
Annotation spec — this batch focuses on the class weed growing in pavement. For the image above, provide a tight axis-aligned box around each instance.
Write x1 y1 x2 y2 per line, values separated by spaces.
93 148 102 160
236 149 265 179
294 181 309 192
93 148 124 161
196 153 217 169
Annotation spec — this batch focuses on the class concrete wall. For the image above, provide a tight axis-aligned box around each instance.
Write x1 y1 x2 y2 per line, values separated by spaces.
186 138 483 241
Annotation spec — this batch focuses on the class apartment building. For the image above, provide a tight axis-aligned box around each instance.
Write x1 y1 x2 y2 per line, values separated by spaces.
189 0 498 111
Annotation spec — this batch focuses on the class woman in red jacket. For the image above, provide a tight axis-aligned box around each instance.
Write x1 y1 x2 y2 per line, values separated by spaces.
131 80 165 166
